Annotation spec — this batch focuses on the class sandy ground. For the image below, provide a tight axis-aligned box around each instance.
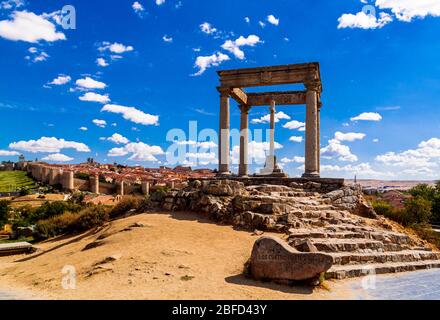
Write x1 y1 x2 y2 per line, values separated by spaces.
0 211 356 300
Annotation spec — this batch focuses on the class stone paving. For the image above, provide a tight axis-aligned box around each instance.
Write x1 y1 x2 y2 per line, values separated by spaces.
346 269 440 300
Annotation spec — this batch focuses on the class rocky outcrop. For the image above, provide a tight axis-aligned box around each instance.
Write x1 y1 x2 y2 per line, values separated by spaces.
148 179 440 280
250 236 333 282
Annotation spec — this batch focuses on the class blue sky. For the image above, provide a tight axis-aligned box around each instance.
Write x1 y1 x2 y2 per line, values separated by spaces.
0 0 439 180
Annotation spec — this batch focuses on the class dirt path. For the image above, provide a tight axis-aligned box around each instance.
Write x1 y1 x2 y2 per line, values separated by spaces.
0 212 355 300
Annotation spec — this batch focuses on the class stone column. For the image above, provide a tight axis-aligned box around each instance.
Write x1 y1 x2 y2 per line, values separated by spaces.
117 181 124 196
239 104 251 177
317 106 321 171
303 81 320 178
218 87 230 175
269 100 276 168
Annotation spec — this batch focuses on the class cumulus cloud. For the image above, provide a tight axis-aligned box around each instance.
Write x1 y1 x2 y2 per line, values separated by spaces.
96 57 109 67
93 119 107 128
376 0 440 22
200 22 217 35
221 35 262 60
338 11 392 29
1 0 24 10
98 42 134 54
251 111 290 124
334 131 366 142
162 35 173 43
48 74 71 85
9 137 90 153
79 127 88 131
108 142 164 162
101 104 159 126
267 14 280 26
350 112 382 121
289 136 303 143
321 139 358 162
132 1 144 13
281 156 305 164
79 92 110 104
0 150 19 156
193 52 230 76
283 120 306 131
0 11 66 43
156 0 165 5
76 77 107 90
25 47 49 63
106 133 129 145
321 163 392 179
42 153 73 162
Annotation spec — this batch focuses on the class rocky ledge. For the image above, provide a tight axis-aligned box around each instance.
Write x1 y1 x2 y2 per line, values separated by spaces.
148 179 440 280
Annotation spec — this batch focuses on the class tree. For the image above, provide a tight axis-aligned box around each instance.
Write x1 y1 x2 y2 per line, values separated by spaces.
0 200 10 228
404 196 432 225
409 184 435 200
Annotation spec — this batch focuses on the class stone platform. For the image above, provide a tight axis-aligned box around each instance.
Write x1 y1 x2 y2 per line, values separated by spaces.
150 179 440 281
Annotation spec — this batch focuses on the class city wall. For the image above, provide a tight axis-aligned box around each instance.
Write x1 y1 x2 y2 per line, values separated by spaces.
19 162 159 196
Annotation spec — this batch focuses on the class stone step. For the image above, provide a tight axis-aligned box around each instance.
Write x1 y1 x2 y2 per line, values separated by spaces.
326 259 440 280
329 250 440 266
288 228 413 245
302 239 387 253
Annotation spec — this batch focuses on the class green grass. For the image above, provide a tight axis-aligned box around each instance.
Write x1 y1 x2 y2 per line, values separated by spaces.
0 171 37 192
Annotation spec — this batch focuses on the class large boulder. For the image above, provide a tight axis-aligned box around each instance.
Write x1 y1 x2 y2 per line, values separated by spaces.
250 236 333 282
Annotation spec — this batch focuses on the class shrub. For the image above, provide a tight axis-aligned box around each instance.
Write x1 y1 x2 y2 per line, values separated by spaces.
35 205 109 238
109 196 142 219
0 200 10 228
35 212 79 238
30 201 83 223
372 201 393 216
409 184 435 200
72 205 108 231
411 224 440 249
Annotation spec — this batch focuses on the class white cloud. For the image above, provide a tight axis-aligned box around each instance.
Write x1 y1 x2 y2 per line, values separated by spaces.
251 111 291 124
101 104 159 126
132 1 144 12
244 17 250 23
376 0 440 22
79 127 88 131
259 21 266 28
283 120 305 131
281 156 305 164
93 119 107 128
162 35 173 42
221 35 262 60
156 0 165 5
108 142 164 162
334 131 366 142
0 150 19 156
42 153 73 162
0 11 66 43
25 47 49 63
267 14 280 26
373 138 379 143
96 57 109 67
49 75 71 85
321 162 392 179
106 133 129 145
9 137 90 153
79 92 110 104
1 0 24 10
289 136 303 143
200 22 217 35
76 77 107 90
338 11 393 29
350 112 382 121
98 42 134 54
321 139 358 162
193 52 230 76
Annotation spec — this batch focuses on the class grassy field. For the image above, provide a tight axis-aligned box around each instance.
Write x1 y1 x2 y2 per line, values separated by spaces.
0 171 37 193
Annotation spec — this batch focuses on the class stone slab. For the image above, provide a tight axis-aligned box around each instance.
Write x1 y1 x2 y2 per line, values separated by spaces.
250 236 333 281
